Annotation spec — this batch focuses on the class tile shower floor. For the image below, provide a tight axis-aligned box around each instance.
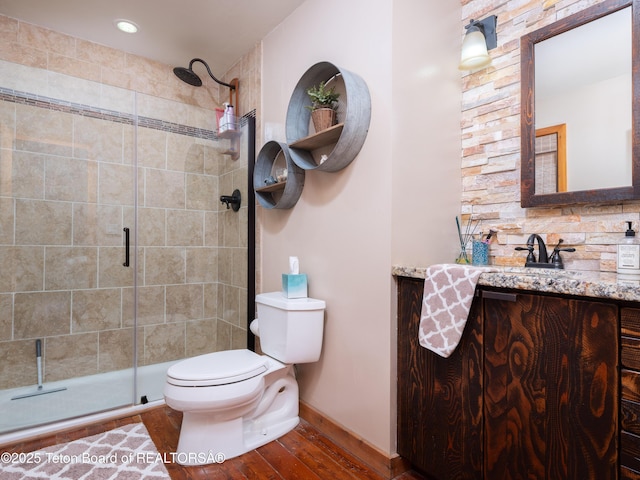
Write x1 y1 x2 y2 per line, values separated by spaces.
0 361 176 434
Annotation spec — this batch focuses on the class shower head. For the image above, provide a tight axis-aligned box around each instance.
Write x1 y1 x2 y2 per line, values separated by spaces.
173 66 202 87
173 58 235 90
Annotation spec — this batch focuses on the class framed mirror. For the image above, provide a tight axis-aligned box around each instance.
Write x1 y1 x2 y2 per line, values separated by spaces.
520 0 640 207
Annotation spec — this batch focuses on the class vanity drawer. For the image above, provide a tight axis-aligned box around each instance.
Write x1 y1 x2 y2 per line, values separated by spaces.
621 430 640 477
623 336 640 371
623 369 640 403
622 308 640 337
620 465 640 480
622 397 640 436
623 308 640 478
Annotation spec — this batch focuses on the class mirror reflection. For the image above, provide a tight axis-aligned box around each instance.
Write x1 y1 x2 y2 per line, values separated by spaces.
534 6 632 193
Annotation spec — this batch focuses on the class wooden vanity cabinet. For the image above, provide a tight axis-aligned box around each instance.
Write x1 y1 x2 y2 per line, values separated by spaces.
397 276 619 479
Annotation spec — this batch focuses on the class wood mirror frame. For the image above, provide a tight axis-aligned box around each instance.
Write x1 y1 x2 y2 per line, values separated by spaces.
520 0 640 207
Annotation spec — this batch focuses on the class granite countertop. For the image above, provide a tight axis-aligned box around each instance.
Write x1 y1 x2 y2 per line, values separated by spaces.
392 265 640 303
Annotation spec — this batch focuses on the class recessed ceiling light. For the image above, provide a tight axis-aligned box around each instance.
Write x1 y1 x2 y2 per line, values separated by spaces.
115 19 139 34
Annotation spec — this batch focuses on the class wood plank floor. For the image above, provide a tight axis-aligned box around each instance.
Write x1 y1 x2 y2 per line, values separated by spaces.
5 405 426 480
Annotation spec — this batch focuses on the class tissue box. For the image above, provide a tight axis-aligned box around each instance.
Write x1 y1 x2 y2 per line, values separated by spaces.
282 274 308 298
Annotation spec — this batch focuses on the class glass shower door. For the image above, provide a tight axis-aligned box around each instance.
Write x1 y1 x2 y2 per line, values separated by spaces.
0 61 137 433
131 97 254 404
0 59 254 434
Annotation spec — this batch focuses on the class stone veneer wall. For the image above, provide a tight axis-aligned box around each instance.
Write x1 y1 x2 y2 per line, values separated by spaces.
461 0 636 272
0 15 260 389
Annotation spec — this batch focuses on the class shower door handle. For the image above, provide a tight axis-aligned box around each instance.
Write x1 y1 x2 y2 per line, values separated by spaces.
123 227 130 267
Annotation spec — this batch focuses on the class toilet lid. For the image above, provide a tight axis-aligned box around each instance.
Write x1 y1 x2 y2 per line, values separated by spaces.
166 349 268 387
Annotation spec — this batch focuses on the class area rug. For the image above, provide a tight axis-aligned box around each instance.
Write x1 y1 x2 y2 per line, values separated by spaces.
0 422 170 479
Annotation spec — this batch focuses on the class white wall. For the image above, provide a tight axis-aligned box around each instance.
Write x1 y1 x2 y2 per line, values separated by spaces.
391 1 462 264
261 0 461 454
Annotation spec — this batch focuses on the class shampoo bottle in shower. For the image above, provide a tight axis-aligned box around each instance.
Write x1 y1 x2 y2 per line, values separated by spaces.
226 104 236 131
219 102 230 133
617 221 640 277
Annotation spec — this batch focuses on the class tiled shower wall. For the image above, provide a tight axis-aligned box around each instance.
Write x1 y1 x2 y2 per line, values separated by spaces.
461 0 639 271
0 16 254 389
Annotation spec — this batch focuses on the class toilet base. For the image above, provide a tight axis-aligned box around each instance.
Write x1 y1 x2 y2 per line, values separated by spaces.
244 415 300 453
172 367 300 465
174 413 300 465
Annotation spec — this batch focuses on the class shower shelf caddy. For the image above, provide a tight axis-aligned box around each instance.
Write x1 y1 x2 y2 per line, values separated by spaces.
218 123 242 159
218 77 241 160
254 61 371 209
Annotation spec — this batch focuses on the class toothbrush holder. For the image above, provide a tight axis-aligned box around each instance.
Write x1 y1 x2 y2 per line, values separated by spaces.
472 240 489 266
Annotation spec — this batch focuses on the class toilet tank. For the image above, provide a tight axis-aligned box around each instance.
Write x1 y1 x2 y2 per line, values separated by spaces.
255 292 325 364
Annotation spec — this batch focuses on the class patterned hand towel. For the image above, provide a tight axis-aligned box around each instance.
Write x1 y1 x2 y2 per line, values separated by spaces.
419 264 492 358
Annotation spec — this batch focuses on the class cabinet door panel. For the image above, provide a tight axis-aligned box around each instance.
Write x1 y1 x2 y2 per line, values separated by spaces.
397 276 483 479
483 292 618 480
569 300 618 479
483 293 556 479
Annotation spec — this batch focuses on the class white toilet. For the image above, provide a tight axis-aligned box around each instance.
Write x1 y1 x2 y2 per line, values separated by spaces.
163 292 325 465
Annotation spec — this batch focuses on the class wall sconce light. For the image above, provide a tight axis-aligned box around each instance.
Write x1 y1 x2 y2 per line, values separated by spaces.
459 16 497 71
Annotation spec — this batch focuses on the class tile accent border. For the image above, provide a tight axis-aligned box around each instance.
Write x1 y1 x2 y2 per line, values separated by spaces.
0 86 217 141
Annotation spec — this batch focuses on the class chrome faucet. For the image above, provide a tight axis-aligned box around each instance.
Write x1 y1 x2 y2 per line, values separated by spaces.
515 235 575 269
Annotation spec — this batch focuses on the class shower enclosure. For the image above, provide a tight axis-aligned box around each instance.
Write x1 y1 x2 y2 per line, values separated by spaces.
0 59 254 434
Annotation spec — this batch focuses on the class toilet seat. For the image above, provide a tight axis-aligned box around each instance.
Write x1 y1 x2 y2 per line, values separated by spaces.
167 349 268 387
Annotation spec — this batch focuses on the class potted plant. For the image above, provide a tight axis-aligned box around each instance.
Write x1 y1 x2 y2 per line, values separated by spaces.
305 81 340 132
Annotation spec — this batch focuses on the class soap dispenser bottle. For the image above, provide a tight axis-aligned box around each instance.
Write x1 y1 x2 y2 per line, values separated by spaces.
617 221 640 277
